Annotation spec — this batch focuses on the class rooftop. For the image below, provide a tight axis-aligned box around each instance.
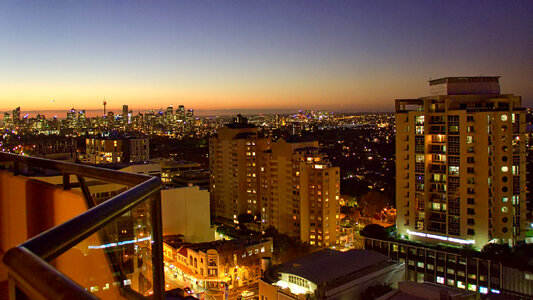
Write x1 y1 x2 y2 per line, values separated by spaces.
429 76 500 86
273 249 388 286
176 237 271 253
378 281 475 300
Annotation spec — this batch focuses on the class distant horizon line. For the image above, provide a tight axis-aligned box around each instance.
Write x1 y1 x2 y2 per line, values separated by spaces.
1 107 396 118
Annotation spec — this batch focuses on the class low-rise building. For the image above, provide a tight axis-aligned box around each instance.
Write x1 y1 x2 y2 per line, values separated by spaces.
364 236 533 298
85 136 149 164
152 158 206 187
165 238 273 292
260 249 404 300
376 281 475 300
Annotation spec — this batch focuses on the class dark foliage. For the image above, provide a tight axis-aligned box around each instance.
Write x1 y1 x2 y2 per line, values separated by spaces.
263 226 311 264
360 283 393 300
360 224 388 239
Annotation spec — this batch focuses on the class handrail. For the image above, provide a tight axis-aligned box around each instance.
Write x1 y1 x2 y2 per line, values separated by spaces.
23 176 160 261
0 151 150 186
3 247 98 300
0 152 164 300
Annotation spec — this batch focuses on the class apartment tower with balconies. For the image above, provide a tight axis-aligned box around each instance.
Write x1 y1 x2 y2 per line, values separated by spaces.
396 77 527 248
209 115 270 222
260 136 341 246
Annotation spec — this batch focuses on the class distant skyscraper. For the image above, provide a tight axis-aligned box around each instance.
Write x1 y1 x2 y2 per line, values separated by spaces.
123 105 129 123
78 110 86 128
186 108 194 125
66 108 77 129
396 76 527 248
177 105 185 121
165 105 174 125
106 111 114 128
12 107 20 126
3 112 11 128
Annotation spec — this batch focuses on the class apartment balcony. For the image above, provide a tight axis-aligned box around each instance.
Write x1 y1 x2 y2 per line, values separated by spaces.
414 146 425 154
429 164 446 174
0 152 165 299
428 126 446 134
414 163 425 173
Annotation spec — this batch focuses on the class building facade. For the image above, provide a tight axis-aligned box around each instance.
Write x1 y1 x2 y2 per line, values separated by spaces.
364 237 533 298
259 249 404 300
165 238 273 291
260 137 341 246
209 115 270 222
396 77 527 248
86 136 149 164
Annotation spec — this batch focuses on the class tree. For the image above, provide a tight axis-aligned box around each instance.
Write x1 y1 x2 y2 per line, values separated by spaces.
359 191 389 218
481 243 511 257
360 224 388 239
263 226 311 264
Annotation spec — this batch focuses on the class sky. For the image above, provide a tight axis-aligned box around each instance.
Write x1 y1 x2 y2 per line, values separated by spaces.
1 0 532 114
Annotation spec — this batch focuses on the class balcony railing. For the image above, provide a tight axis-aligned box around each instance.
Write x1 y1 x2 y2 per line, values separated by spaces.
0 152 164 300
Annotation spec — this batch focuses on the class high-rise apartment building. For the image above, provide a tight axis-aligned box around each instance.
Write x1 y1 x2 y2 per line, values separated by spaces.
396 77 527 248
209 115 270 222
260 137 340 246
210 115 341 245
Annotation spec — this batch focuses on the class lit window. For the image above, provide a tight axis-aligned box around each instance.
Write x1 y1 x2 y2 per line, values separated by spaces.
447 279 454 286
437 276 444 284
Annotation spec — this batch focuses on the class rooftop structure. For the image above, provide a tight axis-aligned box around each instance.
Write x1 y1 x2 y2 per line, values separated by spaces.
260 249 404 299
428 76 501 96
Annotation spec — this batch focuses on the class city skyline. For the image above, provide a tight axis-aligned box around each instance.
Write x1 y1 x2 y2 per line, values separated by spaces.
1 1 532 112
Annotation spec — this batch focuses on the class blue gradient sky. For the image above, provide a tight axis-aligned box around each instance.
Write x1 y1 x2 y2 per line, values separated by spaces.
1 0 532 113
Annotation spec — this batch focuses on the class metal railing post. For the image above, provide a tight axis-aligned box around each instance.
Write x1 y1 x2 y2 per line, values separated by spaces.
151 191 165 300
0 152 164 299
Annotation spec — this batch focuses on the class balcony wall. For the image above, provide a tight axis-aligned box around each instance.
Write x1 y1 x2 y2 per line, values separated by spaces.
0 170 122 299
